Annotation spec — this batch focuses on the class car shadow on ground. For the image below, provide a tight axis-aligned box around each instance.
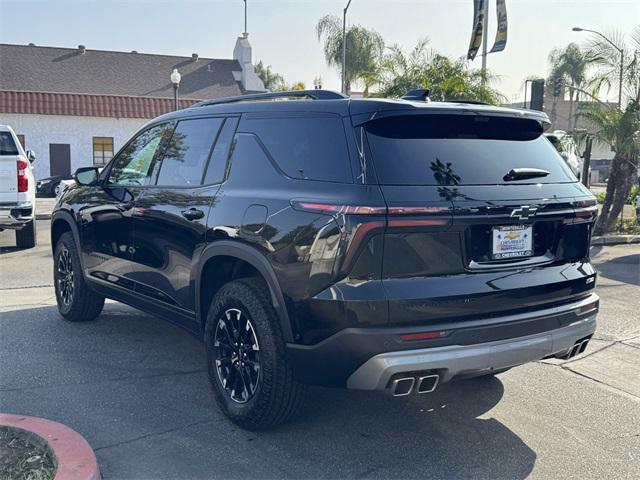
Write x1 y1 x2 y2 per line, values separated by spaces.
593 250 639 286
0 304 536 479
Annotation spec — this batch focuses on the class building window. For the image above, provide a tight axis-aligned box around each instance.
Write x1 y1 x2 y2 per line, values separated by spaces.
93 137 114 165
17 134 25 150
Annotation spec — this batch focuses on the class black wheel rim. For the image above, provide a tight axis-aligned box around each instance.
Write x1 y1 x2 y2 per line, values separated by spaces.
213 308 260 404
57 246 74 306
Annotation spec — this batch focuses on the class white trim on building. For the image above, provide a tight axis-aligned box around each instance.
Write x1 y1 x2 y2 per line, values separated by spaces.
0 113 147 179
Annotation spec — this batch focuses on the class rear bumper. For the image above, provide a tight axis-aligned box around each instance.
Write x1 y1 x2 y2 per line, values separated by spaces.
0 202 34 229
287 293 599 388
347 313 596 390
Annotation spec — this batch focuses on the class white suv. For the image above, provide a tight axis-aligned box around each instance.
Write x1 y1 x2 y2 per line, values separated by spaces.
0 125 37 248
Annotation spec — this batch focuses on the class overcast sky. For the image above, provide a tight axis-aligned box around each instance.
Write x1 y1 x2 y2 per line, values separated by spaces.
1 0 638 102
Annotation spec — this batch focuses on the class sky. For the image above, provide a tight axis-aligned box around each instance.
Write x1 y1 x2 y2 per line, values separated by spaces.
1 0 638 103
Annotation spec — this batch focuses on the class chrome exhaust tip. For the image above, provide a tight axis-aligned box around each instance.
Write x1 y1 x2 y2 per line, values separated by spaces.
391 377 415 396
417 374 439 394
578 339 589 354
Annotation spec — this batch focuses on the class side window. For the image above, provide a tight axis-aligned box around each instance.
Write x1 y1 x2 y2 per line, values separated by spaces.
155 117 223 186
203 117 239 185
108 124 171 186
240 115 353 183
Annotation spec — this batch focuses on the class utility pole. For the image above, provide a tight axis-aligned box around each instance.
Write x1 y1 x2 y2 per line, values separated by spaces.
480 0 489 83
581 136 593 188
342 0 353 95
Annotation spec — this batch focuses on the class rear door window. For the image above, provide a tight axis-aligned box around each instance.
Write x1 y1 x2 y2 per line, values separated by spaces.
365 115 576 185
240 114 353 183
155 117 223 187
0 132 19 155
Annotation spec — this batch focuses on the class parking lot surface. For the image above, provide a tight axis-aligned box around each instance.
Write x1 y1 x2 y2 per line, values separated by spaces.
1 221 639 479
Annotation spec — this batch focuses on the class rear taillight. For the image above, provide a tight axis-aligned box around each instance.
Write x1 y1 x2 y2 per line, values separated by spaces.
291 201 450 219
17 159 28 192
292 202 387 215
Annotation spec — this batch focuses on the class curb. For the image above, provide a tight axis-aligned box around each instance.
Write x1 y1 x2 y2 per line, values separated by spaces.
36 213 52 220
0 413 100 480
591 235 640 246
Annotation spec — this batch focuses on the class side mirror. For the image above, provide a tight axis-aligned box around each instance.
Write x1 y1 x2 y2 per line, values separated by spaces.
74 166 100 186
26 150 36 163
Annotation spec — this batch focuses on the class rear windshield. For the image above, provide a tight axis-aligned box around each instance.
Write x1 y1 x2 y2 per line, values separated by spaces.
365 115 576 185
0 132 19 155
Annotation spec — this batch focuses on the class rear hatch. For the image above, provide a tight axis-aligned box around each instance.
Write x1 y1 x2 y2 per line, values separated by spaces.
0 130 20 203
363 112 597 328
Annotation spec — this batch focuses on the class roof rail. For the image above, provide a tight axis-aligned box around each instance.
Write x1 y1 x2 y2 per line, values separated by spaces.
450 99 489 105
193 89 347 108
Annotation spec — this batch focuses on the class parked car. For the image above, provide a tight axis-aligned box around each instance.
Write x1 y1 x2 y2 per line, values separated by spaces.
0 124 37 248
37 174 72 197
50 90 599 429
544 130 583 179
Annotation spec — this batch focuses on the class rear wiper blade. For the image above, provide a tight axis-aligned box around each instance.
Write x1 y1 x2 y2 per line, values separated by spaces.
503 168 550 182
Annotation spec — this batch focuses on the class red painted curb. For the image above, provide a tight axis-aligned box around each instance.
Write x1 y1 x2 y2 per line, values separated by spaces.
0 413 100 480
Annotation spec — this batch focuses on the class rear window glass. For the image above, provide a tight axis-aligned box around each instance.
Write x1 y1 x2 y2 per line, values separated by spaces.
0 132 19 155
240 115 352 183
365 115 576 185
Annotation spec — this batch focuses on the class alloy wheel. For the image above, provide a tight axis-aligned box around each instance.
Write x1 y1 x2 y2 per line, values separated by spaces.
57 246 74 306
213 308 261 404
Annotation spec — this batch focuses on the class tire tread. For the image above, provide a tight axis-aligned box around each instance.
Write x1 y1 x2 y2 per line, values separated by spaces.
55 232 104 322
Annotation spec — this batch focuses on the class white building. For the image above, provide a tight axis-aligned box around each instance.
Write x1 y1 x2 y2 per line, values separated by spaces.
0 34 264 180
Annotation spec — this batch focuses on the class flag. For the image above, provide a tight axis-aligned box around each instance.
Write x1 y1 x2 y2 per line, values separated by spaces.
489 0 508 53
467 0 486 60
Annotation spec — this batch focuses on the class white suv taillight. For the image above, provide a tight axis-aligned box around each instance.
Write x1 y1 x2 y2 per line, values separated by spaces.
17 159 29 192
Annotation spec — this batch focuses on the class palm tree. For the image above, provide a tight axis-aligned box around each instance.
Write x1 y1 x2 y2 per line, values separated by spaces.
315 15 384 95
584 27 640 107
579 26 640 234
377 39 505 104
580 100 639 234
548 43 593 129
254 61 285 92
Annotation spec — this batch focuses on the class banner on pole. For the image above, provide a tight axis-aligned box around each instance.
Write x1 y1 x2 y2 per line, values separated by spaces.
489 0 508 53
466 0 485 61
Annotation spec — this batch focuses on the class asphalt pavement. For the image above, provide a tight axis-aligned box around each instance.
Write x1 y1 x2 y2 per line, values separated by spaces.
1 220 639 479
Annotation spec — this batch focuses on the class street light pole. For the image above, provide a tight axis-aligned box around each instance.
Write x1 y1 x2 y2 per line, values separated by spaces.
342 0 353 95
480 0 489 83
170 68 181 111
573 27 624 109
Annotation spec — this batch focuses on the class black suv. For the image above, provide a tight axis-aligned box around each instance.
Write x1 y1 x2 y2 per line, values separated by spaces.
51 90 599 429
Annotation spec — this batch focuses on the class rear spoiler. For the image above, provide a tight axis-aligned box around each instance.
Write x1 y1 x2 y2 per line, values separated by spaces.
351 107 552 131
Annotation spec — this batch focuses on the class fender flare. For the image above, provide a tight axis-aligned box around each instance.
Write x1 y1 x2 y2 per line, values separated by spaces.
196 240 294 342
50 210 82 259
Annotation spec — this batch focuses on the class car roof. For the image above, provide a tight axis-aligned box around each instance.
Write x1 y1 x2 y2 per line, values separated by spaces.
150 91 551 127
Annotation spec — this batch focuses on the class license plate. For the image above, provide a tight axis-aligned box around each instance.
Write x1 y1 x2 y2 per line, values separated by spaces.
491 225 533 259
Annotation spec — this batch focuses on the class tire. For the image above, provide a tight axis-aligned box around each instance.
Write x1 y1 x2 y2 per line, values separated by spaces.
54 231 105 322
53 182 61 197
16 219 37 248
205 277 305 430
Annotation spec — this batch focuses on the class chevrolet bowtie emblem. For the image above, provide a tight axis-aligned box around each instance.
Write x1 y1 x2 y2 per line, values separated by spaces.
510 206 538 220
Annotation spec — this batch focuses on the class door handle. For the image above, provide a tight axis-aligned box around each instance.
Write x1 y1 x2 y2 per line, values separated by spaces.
181 208 205 221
